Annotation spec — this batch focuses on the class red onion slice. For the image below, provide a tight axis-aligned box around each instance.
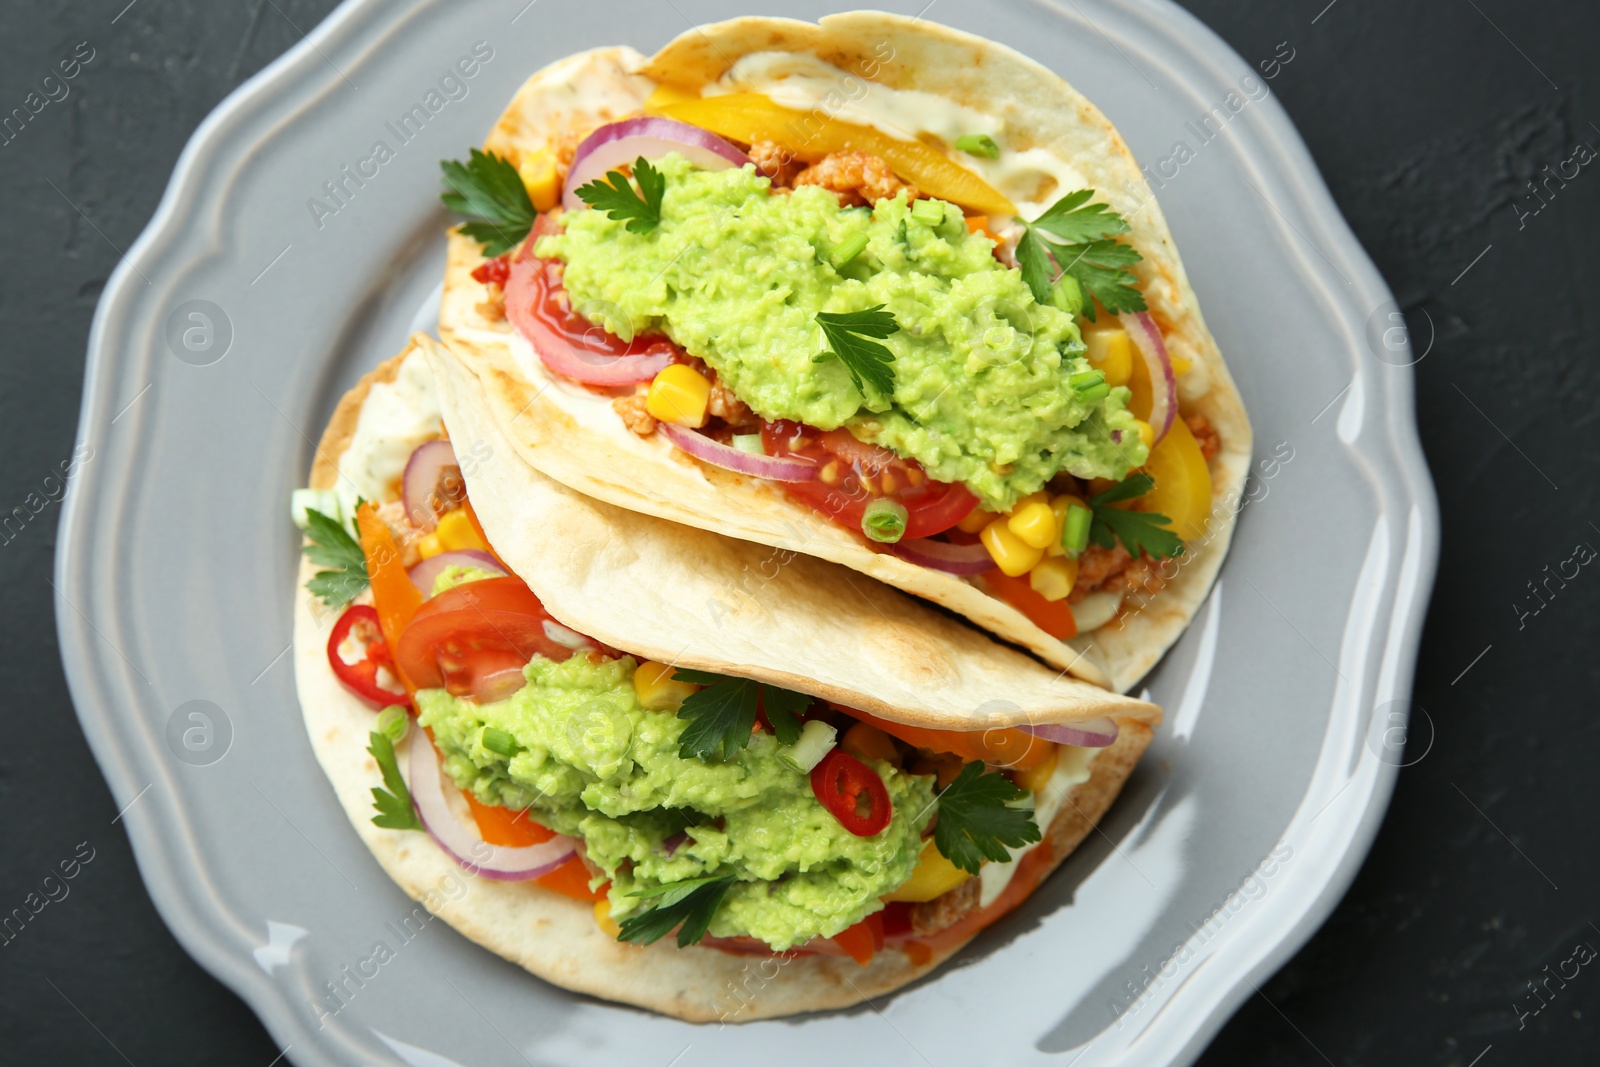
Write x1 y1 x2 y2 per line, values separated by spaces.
890 536 996 576
408 550 507 597
658 423 818 483
1120 312 1176 444
1018 717 1119 748
402 440 462 531
563 117 749 211
408 734 578 881
505 257 674 386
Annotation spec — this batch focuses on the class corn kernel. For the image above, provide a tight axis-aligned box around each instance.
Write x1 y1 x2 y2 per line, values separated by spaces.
593 897 622 938
1171 355 1193 376
1134 419 1154 451
883 840 973 903
1029 557 1079 602
981 518 1044 576
1012 742 1061 794
415 532 444 560
517 149 562 213
632 660 699 712
1082 328 1134 387
435 509 485 552
841 722 899 763
645 364 712 427
956 507 993 534
1008 500 1058 549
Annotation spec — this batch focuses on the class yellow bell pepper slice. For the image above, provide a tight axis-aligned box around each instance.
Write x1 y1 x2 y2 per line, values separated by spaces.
883 840 973 903
1139 417 1213 542
649 93 1016 217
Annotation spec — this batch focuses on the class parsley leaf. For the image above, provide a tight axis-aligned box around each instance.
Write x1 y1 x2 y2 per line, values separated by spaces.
814 305 899 398
1030 189 1131 245
574 156 665 234
761 687 811 747
672 670 812 757
1088 473 1185 559
367 731 422 831
616 874 736 947
439 148 536 256
1015 189 1146 321
932 761 1041 875
302 507 368 608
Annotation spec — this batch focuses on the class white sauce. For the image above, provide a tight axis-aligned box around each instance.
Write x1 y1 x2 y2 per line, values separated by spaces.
335 348 442 505
977 743 1102 907
710 52 1091 217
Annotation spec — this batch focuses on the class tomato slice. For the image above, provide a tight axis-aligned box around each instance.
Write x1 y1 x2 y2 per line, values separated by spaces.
810 749 893 837
762 421 977 540
983 569 1079 641
394 576 584 702
325 605 409 708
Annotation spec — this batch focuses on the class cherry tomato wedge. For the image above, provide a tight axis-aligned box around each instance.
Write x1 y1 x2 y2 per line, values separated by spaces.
983 569 1079 641
810 749 893 837
394 576 586 703
762 420 977 541
325 605 408 708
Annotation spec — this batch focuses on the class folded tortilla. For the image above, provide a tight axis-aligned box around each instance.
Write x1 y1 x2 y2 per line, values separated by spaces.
437 13 1252 694
294 341 1156 1019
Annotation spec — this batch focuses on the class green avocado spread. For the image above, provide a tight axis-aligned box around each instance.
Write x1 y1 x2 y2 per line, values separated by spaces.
538 154 1145 511
415 653 935 950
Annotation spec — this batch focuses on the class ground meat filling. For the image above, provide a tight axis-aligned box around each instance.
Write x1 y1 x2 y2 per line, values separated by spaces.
794 151 920 208
747 140 802 188
910 876 980 936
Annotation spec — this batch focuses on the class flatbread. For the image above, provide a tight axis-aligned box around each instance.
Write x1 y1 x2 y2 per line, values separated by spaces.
293 343 1154 1019
437 14 1252 693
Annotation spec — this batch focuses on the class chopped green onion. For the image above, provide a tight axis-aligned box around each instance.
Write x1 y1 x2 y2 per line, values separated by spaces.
777 719 838 773
911 198 947 225
861 498 910 543
482 727 517 758
1061 502 1092 558
1050 275 1085 317
829 232 870 269
954 133 1000 160
1070 369 1110 404
376 705 410 744
731 434 765 455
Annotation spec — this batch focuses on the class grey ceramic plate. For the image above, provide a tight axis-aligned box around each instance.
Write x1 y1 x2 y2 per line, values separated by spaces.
56 1 1437 1064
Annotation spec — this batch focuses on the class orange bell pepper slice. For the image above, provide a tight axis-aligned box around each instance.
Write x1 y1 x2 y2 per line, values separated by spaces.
840 706 1053 772
463 787 604 901
649 93 1016 217
983 569 1079 641
830 911 885 966
355 503 423 693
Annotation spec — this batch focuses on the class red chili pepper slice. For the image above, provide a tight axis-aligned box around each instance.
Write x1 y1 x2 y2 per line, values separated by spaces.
326 604 409 708
810 749 892 837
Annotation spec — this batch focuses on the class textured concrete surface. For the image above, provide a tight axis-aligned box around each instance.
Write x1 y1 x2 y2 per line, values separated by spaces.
0 2 1595 1064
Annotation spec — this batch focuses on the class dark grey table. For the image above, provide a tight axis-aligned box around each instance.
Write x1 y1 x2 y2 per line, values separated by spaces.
2 2 1595 1064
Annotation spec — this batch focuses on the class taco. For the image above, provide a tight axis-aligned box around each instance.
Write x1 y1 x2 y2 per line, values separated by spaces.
291 337 1158 1020
435 12 1252 693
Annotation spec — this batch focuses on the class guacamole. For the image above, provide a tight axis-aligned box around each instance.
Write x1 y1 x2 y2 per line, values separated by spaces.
539 154 1145 511
415 653 936 950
